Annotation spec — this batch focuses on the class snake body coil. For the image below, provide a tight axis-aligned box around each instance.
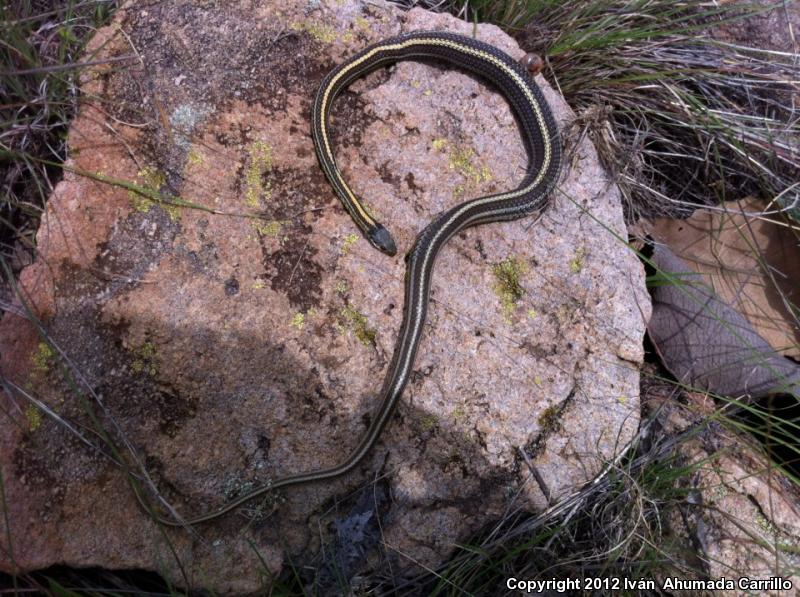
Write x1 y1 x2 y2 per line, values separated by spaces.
145 31 561 526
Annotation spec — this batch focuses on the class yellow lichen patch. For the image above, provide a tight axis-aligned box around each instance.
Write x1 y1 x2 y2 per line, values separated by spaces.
570 247 586 273
140 341 156 359
527 308 538 320
125 168 181 221
291 308 317 330
534 375 542 387
290 21 337 43
163 203 181 221
31 342 54 375
449 146 493 187
25 404 42 432
354 16 370 31
291 312 306 330
252 279 265 290
492 256 527 323
139 168 165 191
431 138 447 152
341 305 376 346
335 280 348 294
420 414 438 432
187 149 204 168
131 341 158 376
244 141 272 208
452 403 468 422
252 219 284 237
128 184 152 213
128 167 166 214
341 233 359 256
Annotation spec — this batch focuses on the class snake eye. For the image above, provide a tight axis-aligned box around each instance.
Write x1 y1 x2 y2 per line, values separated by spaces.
369 225 397 257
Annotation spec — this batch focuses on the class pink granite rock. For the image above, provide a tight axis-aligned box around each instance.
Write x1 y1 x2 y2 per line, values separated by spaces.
0 0 649 591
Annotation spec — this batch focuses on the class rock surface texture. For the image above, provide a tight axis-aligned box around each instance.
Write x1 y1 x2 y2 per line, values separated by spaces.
648 391 800 596
0 0 649 591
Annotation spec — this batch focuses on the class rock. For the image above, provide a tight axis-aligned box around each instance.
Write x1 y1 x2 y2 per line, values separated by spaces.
648 392 800 596
711 0 799 53
0 0 649 591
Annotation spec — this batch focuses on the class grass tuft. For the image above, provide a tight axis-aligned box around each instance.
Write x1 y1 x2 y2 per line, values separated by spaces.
0 0 117 279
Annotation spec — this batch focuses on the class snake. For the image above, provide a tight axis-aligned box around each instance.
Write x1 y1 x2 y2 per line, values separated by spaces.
140 30 562 526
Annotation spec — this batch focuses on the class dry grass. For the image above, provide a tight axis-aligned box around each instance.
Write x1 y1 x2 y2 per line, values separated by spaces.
1 0 117 278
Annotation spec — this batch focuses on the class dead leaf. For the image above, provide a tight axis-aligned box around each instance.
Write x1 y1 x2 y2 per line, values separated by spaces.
647 198 800 358
648 243 800 399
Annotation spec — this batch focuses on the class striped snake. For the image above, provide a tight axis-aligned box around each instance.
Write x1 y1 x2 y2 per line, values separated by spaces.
141 30 562 526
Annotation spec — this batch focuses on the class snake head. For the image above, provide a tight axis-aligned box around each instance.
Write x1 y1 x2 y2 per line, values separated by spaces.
368 225 397 257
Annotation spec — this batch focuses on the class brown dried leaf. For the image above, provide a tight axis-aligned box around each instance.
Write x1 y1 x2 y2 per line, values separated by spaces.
648 198 800 358
649 244 800 399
